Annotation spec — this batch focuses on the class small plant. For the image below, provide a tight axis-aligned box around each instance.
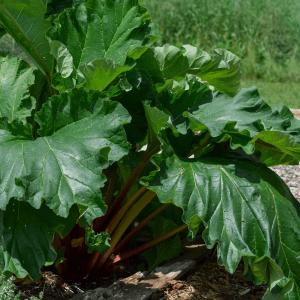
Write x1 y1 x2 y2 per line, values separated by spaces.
0 1 300 299
0 265 43 300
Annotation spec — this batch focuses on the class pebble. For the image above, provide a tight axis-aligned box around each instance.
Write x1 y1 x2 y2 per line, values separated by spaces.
270 164 300 201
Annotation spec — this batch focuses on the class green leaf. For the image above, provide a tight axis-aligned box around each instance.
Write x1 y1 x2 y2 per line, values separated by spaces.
156 77 300 164
80 58 134 92
109 70 154 145
46 0 160 85
55 246 67 268
0 28 5 39
253 131 300 166
142 154 300 298
143 102 171 146
0 199 78 281
139 216 182 272
29 70 49 111
51 72 75 93
0 88 131 227
137 45 241 96
85 228 111 254
0 56 35 123
0 0 54 76
271 104 300 142
45 0 87 18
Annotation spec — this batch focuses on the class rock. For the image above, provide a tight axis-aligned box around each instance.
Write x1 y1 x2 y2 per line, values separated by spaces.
69 260 197 300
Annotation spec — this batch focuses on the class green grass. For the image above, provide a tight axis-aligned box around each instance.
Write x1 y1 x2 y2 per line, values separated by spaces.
240 80 300 108
144 0 300 83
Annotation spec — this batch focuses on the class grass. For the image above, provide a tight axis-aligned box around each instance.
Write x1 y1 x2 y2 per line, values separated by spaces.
240 80 300 109
144 0 300 83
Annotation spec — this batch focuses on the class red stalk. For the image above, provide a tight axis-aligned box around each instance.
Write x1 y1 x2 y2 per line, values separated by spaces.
105 185 148 235
93 171 119 232
95 143 159 232
112 203 171 255
110 224 188 267
83 186 148 277
105 170 119 207
86 191 156 277
95 162 147 232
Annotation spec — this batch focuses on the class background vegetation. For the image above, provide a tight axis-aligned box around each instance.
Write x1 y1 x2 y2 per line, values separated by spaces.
144 0 300 108
0 0 299 105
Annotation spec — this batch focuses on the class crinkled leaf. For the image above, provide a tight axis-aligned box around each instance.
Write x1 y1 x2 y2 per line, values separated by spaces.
0 89 131 227
45 0 87 18
0 0 54 76
109 70 154 144
139 216 181 272
142 154 300 298
51 72 75 93
156 76 300 164
47 0 160 85
80 58 134 92
0 56 35 123
49 40 74 78
253 131 300 166
85 228 111 254
0 199 78 280
271 104 300 142
137 45 241 96
143 102 171 146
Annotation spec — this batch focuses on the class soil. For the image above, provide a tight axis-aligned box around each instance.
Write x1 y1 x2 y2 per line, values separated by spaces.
13 252 267 300
12 110 300 300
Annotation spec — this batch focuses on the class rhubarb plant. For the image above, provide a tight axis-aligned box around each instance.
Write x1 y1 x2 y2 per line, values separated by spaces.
0 1 300 299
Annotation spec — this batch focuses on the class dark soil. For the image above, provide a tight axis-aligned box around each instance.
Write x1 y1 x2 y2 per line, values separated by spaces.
14 251 267 300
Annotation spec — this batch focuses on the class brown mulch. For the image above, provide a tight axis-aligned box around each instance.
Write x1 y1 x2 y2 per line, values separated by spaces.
13 253 267 300
158 253 267 300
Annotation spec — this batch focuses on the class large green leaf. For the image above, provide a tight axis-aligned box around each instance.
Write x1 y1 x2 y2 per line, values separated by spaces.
0 57 35 123
142 154 300 298
0 88 130 226
137 45 241 96
46 0 160 87
0 0 54 76
155 76 300 165
0 199 79 280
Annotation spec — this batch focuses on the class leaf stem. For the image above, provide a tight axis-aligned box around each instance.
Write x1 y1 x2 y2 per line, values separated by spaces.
95 143 160 232
105 170 119 207
112 224 188 265
90 191 156 274
105 185 148 235
112 203 171 255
